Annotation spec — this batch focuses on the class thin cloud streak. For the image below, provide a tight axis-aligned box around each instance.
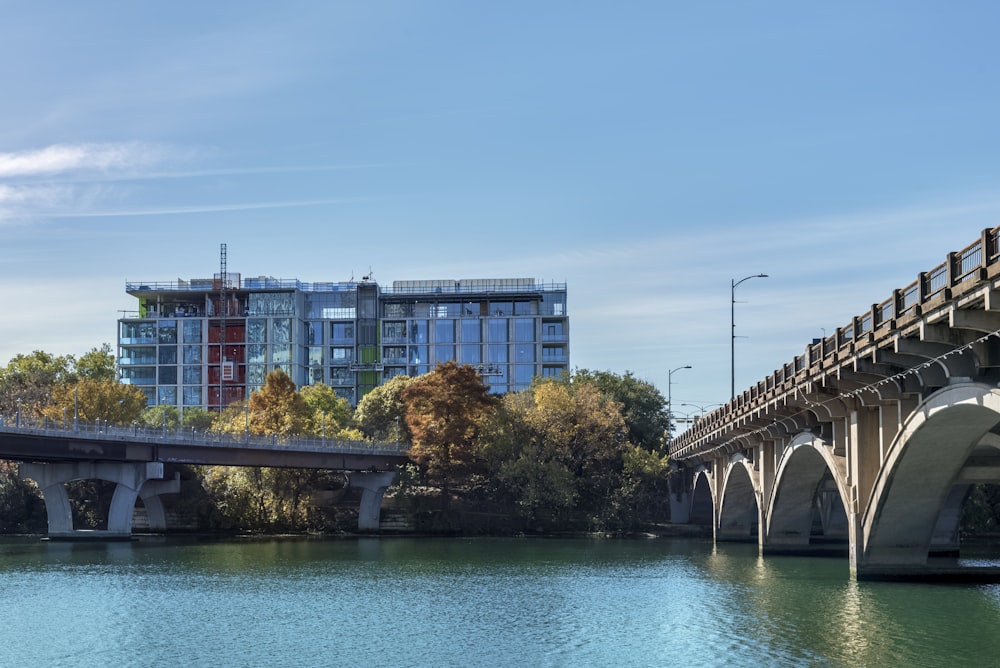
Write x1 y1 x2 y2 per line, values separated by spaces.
0 142 171 178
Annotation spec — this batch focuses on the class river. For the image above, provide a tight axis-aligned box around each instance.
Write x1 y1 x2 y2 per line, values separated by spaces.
0 536 998 667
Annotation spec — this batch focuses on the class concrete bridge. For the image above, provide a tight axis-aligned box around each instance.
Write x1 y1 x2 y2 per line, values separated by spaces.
669 227 1000 580
0 421 409 538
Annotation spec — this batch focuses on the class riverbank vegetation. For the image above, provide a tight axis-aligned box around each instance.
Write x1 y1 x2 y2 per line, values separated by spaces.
0 347 675 534
4 345 1000 538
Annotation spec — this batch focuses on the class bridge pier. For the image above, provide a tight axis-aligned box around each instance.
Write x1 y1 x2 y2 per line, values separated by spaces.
19 461 166 539
348 471 396 532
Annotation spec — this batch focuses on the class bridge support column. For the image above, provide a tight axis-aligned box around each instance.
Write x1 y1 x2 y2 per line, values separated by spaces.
667 464 691 523
348 471 396 532
138 473 182 531
847 406 882 575
19 461 164 539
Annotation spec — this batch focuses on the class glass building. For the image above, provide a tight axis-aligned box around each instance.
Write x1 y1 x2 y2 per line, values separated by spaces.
118 274 569 409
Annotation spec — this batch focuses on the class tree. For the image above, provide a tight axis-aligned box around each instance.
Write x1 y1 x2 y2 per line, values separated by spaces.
299 383 358 439
182 406 217 432
573 369 670 451
0 350 75 417
247 368 310 436
403 362 497 511
354 375 415 443
139 405 182 432
480 377 638 530
45 378 147 426
75 344 116 382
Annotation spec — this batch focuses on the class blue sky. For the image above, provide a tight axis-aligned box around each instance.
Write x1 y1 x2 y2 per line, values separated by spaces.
2 2 1000 416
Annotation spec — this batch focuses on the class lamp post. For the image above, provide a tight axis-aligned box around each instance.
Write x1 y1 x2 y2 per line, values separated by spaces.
681 402 725 419
731 273 768 400
667 365 691 436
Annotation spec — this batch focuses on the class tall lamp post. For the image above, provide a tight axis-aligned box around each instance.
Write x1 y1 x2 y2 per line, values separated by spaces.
731 274 768 400
668 365 691 437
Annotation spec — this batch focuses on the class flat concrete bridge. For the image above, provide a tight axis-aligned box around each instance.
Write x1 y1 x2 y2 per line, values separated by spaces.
669 227 1000 580
0 422 409 538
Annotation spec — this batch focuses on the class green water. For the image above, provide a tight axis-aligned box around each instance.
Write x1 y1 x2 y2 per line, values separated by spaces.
0 536 998 667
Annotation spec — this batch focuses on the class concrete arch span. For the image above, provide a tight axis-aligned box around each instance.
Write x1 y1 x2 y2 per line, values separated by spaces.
717 455 759 541
765 431 850 552
861 383 1000 569
689 468 714 526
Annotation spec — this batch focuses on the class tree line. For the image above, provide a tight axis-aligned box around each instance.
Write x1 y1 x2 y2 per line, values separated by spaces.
0 346 678 534
5 346 999 537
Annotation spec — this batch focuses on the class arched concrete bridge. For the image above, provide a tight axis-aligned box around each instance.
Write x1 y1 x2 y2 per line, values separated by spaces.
0 422 409 538
669 227 1000 580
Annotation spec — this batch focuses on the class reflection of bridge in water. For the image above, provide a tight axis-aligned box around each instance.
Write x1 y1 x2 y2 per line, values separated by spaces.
669 227 1000 580
0 421 409 538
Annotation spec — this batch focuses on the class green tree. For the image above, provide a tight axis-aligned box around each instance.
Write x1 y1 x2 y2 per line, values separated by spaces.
354 375 415 443
403 362 497 512
182 406 217 432
299 383 359 439
573 369 670 450
0 350 75 417
75 344 116 382
139 405 182 432
480 377 635 530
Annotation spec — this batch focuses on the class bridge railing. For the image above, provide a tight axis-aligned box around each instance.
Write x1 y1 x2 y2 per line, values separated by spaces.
0 416 409 458
672 226 1000 458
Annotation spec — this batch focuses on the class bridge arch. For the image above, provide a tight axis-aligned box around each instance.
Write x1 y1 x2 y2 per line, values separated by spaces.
717 455 759 541
862 383 1000 567
765 431 850 549
689 468 714 526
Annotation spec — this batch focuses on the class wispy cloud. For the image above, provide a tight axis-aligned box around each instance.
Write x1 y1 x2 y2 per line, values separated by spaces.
0 142 380 224
0 142 170 178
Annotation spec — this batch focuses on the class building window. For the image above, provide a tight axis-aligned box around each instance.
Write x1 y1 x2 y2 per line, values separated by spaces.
410 346 428 364
158 346 177 365
513 318 534 342
183 366 200 384
331 322 354 344
383 346 406 364
409 320 428 344
383 321 406 342
183 345 201 364
330 347 353 364
183 386 202 406
331 368 352 385
248 319 266 343
461 345 481 365
158 367 177 384
515 344 535 363
434 345 455 363
183 320 201 343
435 319 455 343
487 345 508 364
461 319 480 343
488 319 507 342
158 386 176 405
271 344 291 364
305 321 323 345
158 320 177 344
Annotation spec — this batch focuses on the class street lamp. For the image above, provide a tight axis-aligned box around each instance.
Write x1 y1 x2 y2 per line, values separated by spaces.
668 365 691 436
731 273 768 400
681 402 724 419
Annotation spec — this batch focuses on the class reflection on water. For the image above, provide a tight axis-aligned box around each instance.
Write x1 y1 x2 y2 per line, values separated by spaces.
0 536 999 667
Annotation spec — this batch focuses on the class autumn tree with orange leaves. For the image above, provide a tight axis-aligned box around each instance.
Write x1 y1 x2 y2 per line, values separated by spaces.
403 361 498 512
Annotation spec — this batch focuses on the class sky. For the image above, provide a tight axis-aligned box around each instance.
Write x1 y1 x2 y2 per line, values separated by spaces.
2 2 1000 420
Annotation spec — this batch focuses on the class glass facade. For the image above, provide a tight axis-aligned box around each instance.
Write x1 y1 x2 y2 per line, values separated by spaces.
119 275 569 409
